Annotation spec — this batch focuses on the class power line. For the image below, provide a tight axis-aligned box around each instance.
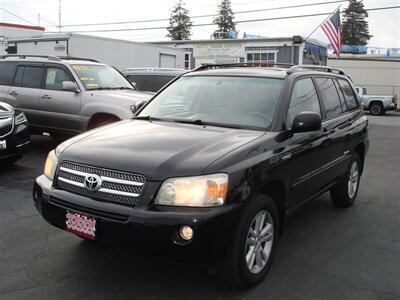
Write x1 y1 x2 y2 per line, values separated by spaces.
51 5 400 34
0 7 35 25
60 0 348 28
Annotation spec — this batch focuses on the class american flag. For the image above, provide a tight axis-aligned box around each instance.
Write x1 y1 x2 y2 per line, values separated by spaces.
321 9 342 57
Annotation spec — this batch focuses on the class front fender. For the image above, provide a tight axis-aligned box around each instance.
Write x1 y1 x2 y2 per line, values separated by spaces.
81 102 133 121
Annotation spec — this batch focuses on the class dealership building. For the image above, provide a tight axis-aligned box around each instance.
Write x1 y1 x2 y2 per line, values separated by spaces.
151 36 328 69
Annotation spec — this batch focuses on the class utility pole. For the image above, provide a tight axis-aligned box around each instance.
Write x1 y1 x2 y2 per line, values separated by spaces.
58 0 62 32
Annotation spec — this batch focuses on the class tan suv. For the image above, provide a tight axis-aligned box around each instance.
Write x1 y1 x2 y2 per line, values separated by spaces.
0 55 152 140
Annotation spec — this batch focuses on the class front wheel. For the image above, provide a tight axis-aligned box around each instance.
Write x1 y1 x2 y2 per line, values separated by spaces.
218 194 279 288
330 153 361 207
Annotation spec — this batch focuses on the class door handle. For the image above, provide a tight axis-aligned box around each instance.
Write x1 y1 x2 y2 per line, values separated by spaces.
41 95 52 100
9 91 18 96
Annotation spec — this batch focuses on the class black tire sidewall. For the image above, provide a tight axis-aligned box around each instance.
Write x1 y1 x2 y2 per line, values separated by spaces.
370 103 382 116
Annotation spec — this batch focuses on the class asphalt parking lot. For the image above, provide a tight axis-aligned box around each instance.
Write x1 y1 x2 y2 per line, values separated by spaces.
1 112 400 299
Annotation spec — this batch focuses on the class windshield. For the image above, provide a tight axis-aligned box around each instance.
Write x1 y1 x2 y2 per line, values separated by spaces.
71 64 133 90
138 76 283 129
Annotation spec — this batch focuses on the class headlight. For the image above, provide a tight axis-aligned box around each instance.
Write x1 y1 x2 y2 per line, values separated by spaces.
14 112 27 125
155 174 228 207
44 150 58 180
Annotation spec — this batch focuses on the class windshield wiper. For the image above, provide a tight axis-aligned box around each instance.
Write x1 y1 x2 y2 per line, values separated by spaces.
133 115 167 122
89 87 114 91
170 119 243 129
111 87 135 90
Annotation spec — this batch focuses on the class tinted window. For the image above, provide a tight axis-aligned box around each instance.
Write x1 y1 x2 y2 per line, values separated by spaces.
150 75 175 92
126 75 149 91
45 67 72 91
15 66 43 89
337 79 359 110
287 78 321 125
0 62 17 85
315 78 343 119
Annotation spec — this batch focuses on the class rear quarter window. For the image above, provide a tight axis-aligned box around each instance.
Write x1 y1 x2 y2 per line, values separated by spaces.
337 79 360 110
0 62 17 86
315 77 343 119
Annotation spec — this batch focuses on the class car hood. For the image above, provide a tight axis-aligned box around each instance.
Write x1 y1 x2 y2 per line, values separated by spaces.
60 120 265 181
88 89 152 103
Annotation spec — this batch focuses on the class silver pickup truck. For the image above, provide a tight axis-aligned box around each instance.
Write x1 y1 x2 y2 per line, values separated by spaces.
0 55 152 140
355 86 398 115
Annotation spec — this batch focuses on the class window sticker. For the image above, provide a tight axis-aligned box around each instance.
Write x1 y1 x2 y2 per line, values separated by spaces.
72 65 89 72
46 70 57 84
80 77 95 81
86 83 99 87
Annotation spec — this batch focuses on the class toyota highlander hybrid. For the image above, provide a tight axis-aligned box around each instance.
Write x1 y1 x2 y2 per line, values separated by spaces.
33 64 369 287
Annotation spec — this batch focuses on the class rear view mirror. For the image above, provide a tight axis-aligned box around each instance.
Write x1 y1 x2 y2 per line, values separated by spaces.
62 81 79 93
292 112 321 133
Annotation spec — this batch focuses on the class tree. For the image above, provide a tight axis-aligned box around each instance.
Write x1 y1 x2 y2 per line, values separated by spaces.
213 0 237 39
341 0 371 46
166 0 192 40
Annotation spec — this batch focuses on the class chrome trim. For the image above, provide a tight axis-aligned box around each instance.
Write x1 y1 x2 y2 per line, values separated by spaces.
58 177 85 188
59 166 144 186
98 188 140 198
0 116 14 139
100 176 144 186
16 140 31 148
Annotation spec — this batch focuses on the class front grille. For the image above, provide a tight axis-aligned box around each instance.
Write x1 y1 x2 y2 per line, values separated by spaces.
56 161 146 207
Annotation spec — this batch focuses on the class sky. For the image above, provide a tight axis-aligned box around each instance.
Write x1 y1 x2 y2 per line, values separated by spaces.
0 0 399 48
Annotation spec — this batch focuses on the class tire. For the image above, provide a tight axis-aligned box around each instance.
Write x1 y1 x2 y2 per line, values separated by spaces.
218 194 279 288
369 102 385 116
330 153 361 208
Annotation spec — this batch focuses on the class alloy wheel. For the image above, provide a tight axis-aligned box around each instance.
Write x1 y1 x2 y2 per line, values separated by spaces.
245 210 274 274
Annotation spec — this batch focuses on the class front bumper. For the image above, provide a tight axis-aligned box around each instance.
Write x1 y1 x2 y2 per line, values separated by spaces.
0 123 30 162
33 175 243 261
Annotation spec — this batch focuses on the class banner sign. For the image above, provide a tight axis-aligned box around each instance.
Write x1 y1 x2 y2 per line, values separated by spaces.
193 42 245 59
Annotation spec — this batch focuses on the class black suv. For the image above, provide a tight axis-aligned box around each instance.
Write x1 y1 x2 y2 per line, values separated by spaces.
33 64 369 288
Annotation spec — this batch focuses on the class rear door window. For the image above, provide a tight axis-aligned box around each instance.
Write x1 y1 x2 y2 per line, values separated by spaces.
151 75 176 92
287 77 321 125
14 66 44 89
337 79 360 110
0 62 17 86
315 77 343 119
126 75 149 91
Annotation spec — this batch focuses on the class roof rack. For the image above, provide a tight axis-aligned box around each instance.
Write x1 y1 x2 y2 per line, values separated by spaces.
0 54 60 61
192 62 294 72
58 56 99 63
287 65 346 75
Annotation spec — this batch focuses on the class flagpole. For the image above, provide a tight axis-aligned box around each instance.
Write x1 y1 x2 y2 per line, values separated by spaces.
304 5 341 42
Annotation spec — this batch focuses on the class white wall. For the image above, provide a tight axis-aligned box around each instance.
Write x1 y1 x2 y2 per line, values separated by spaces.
0 26 44 55
328 58 400 96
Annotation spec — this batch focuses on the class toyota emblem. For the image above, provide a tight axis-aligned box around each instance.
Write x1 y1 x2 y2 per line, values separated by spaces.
84 174 102 191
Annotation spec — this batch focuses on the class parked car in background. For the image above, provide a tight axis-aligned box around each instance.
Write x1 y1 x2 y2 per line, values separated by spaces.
122 68 186 93
0 55 152 141
355 86 397 115
0 102 30 164
34 64 368 288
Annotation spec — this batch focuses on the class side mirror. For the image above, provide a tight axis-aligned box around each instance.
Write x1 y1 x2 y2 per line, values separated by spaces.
62 81 79 93
131 82 137 88
292 112 321 133
130 101 146 115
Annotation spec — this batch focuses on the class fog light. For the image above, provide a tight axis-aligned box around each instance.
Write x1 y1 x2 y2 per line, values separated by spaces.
179 225 193 241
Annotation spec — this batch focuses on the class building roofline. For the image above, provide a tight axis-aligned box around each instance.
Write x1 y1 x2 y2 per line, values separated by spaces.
0 22 45 31
7 33 185 52
148 36 327 47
